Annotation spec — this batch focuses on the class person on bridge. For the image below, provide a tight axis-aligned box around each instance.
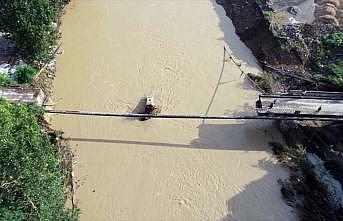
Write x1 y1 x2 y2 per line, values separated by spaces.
256 98 262 109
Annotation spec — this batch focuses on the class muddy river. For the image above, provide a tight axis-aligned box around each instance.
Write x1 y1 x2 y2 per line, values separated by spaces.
51 1 296 220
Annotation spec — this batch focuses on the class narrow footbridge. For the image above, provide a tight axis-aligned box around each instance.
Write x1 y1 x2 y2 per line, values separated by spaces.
256 90 343 120
46 90 343 122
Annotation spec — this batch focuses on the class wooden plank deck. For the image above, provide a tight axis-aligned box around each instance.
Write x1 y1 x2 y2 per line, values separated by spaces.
0 87 45 105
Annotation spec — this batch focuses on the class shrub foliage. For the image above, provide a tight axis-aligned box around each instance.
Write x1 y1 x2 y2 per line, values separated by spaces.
314 32 343 88
0 99 77 220
0 74 16 87
15 64 37 84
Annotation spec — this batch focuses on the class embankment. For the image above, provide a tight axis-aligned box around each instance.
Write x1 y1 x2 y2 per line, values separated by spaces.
216 0 342 90
215 0 302 66
217 0 343 220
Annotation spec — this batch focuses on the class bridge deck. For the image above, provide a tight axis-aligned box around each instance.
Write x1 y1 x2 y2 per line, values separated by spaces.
0 87 45 105
257 91 343 117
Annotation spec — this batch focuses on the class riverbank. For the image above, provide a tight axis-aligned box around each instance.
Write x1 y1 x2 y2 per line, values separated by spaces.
217 0 343 220
217 0 342 91
0 1 77 219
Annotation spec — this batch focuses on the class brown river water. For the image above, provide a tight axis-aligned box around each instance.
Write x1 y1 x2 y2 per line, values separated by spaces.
51 1 296 220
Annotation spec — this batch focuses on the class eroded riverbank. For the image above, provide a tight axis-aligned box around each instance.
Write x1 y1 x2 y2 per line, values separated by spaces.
51 1 295 220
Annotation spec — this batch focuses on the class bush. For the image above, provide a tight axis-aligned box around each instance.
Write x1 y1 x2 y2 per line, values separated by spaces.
329 61 343 76
0 74 15 87
15 64 37 84
323 32 343 47
327 61 343 87
312 31 343 89
0 99 78 220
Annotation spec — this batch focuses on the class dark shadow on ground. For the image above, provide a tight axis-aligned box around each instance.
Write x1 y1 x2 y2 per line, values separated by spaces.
0 36 15 63
220 159 295 221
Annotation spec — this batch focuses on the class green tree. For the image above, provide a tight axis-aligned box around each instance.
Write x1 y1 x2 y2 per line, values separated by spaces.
0 99 78 220
0 0 69 65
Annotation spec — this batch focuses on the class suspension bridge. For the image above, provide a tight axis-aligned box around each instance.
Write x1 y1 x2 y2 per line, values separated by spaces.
0 88 342 121
45 90 343 122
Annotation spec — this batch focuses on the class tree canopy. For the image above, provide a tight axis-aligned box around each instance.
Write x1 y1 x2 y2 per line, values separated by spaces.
0 0 69 65
0 99 77 220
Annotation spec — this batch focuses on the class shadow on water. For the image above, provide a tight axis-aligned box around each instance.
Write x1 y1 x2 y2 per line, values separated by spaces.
202 46 237 123
210 0 260 69
69 120 276 151
207 2 294 219
131 97 147 114
125 97 147 121
210 0 268 94
220 159 294 221
225 102 256 116
201 1 263 122
203 46 228 120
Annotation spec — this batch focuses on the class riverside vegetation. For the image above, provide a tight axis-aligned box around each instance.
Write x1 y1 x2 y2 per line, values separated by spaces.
0 0 70 86
0 99 78 220
0 0 78 220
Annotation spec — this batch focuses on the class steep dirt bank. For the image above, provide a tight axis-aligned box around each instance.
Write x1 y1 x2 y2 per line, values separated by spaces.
216 0 342 91
215 0 302 66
